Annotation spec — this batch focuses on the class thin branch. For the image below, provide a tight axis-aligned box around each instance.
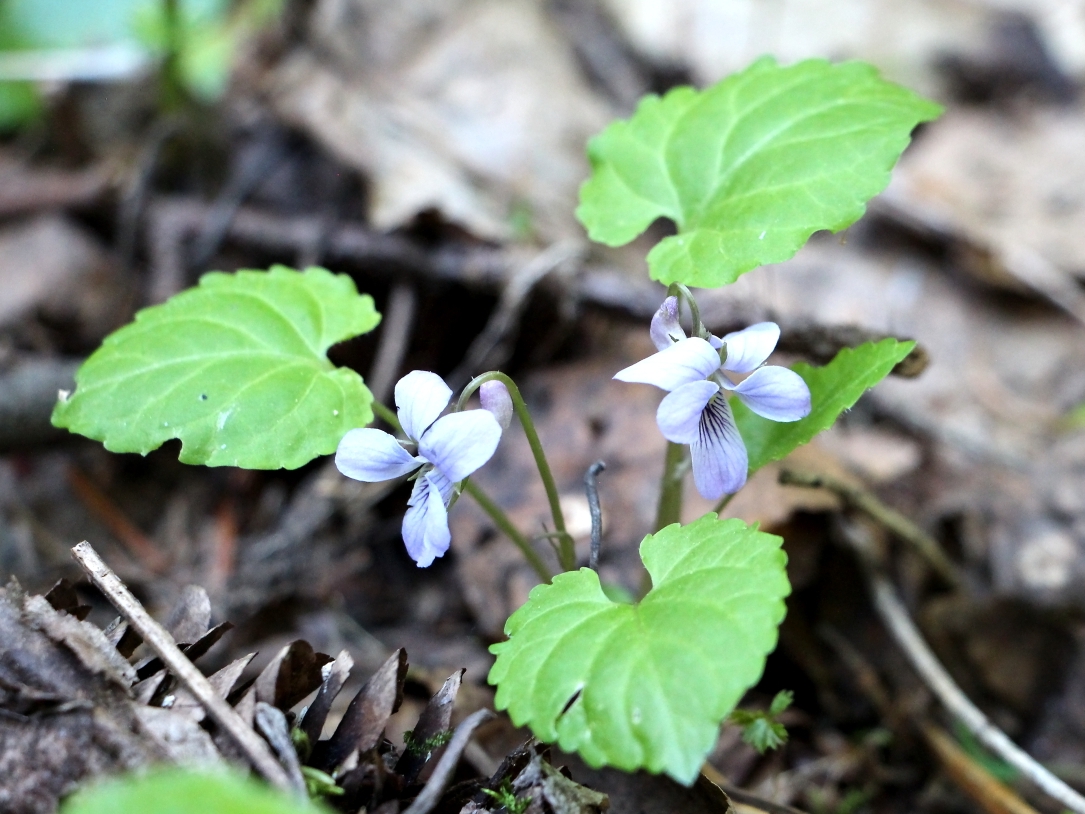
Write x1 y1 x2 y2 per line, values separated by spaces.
367 284 418 405
584 460 606 571
700 763 809 814
821 623 1042 814
870 572 1085 814
778 468 963 589
448 241 582 390
797 473 1085 812
921 722 1041 814
71 541 294 793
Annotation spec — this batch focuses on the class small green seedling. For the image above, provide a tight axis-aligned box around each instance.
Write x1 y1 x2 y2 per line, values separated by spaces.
730 690 794 753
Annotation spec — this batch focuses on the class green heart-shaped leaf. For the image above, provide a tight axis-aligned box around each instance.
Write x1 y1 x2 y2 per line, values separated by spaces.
61 768 328 814
52 265 380 469
736 338 915 473
489 514 789 784
577 57 942 288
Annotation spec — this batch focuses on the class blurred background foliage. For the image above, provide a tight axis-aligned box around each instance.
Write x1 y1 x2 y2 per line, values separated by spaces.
0 0 283 127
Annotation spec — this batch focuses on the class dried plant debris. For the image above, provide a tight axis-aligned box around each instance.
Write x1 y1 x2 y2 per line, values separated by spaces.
0 574 609 814
0 579 161 814
463 743 611 814
881 108 1085 323
270 0 611 241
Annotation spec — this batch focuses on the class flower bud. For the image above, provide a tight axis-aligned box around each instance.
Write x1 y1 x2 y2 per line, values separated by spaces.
650 296 684 351
480 380 513 430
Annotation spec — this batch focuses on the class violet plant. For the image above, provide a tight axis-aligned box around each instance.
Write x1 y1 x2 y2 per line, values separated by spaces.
53 56 941 789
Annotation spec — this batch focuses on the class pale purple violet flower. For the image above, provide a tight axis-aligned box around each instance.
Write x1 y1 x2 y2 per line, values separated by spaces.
615 297 811 500
335 371 501 567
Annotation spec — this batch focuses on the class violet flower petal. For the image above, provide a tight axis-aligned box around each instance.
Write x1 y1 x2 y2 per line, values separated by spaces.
613 337 721 392
729 366 811 422
402 472 452 567
650 296 685 351
396 371 452 441
691 396 748 499
335 428 422 482
419 409 502 483
719 322 780 373
656 380 720 444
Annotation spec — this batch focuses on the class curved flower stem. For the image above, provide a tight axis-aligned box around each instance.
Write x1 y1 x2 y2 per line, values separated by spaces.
462 480 553 584
673 283 705 337
457 371 575 571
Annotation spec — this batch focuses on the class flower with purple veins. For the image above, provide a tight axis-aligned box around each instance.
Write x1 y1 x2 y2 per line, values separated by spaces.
615 297 811 500
335 370 501 567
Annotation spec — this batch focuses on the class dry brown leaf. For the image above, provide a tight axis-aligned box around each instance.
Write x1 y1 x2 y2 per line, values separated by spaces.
269 0 611 240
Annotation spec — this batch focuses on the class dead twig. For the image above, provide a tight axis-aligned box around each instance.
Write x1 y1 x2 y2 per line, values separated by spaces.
0 161 113 218
367 283 418 406
873 195 1085 329
778 469 963 589
70 541 294 793
185 132 289 281
700 763 808 814
447 241 583 389
206 498 238 599
118 118 179 269
143 197 679 321
921 723 1042 814
788 470 1085 812
821 624 1042 814
870 568 1085 813
145 196 510 294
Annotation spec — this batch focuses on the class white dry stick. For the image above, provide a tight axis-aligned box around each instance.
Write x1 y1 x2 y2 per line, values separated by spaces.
71 541 294 793
871 575 1085 814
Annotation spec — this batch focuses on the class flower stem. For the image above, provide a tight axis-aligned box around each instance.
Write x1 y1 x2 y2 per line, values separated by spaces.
654 441 687 533
640 441 687 596
674 284 705 337
370 398 548 580
462 480 553 584
371 399 400 430
457 371 576 571
713 491 736 515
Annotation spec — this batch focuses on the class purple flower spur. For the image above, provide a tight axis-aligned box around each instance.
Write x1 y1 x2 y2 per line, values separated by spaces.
615 297 811 500
335 371 501 566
